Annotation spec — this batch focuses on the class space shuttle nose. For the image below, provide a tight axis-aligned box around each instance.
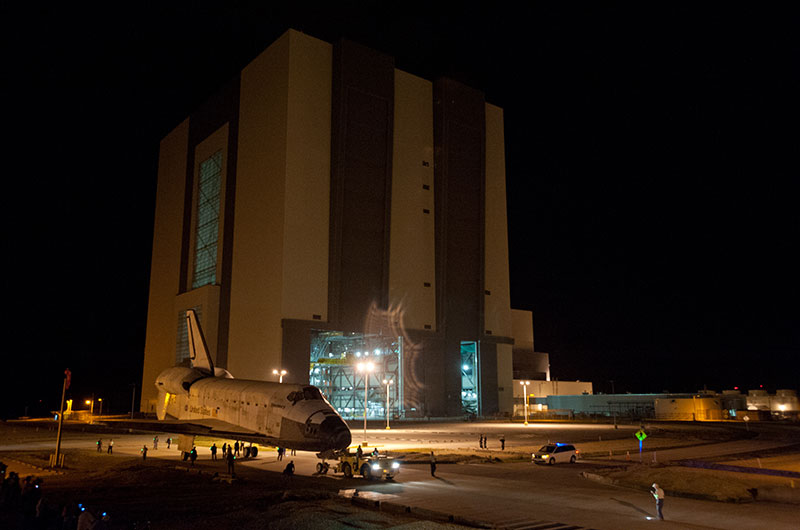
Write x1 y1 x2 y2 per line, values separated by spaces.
319 416 351 450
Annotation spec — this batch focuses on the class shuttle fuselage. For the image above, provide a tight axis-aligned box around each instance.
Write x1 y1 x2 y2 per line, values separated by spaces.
150 310 351 452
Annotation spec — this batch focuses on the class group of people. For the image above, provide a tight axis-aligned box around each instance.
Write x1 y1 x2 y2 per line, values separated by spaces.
220 441 253 458
478 434 505 449
97 436 175 458
95 438 115 454
0 466 49 527
1 463 118 529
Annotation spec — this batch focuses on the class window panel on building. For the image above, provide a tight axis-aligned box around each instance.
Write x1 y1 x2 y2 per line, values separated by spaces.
192 151 223 289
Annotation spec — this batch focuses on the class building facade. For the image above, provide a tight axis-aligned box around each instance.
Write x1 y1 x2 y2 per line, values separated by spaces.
141 29 518 419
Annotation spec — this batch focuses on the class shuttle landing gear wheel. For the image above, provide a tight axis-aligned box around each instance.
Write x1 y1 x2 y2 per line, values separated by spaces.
360 463 372 480
250 447 258 457
316 463 324 474
342 462 352 478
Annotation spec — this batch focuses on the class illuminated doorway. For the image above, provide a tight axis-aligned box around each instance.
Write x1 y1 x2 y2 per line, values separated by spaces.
461 341 480 416
309 330 403 420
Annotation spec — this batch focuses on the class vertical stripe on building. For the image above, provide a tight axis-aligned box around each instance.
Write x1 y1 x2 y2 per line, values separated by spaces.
192 151 223 288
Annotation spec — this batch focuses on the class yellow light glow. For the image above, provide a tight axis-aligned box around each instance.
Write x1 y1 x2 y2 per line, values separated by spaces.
358 362 375 372
85 400 91 405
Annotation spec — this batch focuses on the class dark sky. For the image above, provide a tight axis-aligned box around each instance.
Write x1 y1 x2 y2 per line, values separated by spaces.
5 4 799 417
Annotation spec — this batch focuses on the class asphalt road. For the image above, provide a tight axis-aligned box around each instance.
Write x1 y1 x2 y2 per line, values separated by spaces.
3 421 798 530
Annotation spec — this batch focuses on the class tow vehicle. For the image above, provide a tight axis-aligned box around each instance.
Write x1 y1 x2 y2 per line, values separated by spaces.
316 449 400 480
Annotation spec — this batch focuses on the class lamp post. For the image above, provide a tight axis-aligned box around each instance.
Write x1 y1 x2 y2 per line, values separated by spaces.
272 369 287 383
357 362 375 445
85 396 94 425
519 381 530 425
97 398 103 418
382 379 394 430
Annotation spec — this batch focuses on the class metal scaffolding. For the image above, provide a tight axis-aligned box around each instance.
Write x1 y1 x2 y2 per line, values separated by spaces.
309 331 404 420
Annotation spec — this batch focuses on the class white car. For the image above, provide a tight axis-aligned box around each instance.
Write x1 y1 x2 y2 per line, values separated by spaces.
533 443 579 464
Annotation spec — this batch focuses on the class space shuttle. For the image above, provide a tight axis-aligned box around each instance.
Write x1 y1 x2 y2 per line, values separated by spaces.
150 310 351 452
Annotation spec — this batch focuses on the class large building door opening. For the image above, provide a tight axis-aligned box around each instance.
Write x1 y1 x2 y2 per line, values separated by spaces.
309 331 404 420
461 341 480 416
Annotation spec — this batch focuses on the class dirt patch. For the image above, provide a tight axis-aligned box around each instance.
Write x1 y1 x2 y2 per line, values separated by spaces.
586 463 800 503
722 453 800 473
0 446 471 529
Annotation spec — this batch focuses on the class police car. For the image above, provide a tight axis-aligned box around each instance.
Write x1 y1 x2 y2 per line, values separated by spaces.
533 443 579 464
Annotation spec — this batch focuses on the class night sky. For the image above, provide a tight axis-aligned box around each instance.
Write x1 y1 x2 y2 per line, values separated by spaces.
5 4 798 418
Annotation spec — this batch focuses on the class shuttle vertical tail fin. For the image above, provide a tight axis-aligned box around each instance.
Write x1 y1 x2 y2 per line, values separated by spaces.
186 309 215 375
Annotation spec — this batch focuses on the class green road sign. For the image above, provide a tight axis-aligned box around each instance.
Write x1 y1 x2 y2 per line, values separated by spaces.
635 429 647 441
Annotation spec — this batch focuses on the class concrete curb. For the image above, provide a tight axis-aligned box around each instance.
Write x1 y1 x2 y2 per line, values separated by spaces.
379 501 410 514
754 486 800 504
4 457 65 475
340 492 494 528
351 496 380 508
452 514 494 528
408 506 453 522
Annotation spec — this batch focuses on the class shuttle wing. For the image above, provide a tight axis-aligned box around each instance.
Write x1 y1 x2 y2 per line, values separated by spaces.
101 418 272 444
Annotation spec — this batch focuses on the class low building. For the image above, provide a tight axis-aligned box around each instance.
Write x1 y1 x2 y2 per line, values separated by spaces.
746 389 799 416
654 395 726 421
513 379 593 417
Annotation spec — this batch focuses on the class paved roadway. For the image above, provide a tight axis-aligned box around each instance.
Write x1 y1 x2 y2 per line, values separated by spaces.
3 421 799 529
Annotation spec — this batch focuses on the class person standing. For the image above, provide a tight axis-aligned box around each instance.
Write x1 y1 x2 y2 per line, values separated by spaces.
189 447 198 466
96 439 102 452
651 483 665 520
211 443 218 461
222 442 227 457
166 437 171 449
429 451 437 477
478 434 483 449
107 439 113 455
153 436 159 450
356 445 363 460
141 445 148 461
234 441 240 457
226 450 235 476
500 435 505 451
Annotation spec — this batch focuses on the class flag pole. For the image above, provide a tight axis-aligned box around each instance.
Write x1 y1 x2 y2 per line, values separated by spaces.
53 369 69 468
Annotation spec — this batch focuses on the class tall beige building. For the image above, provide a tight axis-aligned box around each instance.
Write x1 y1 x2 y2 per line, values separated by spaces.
142 29 521 419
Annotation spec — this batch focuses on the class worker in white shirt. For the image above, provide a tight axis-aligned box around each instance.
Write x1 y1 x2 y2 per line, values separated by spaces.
651 482 665 520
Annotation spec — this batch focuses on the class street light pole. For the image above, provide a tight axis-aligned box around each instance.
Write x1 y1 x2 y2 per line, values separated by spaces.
272 369 287 383
520 381 530 425
357 362 374 445
86 396 94 423
383 379 394 430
